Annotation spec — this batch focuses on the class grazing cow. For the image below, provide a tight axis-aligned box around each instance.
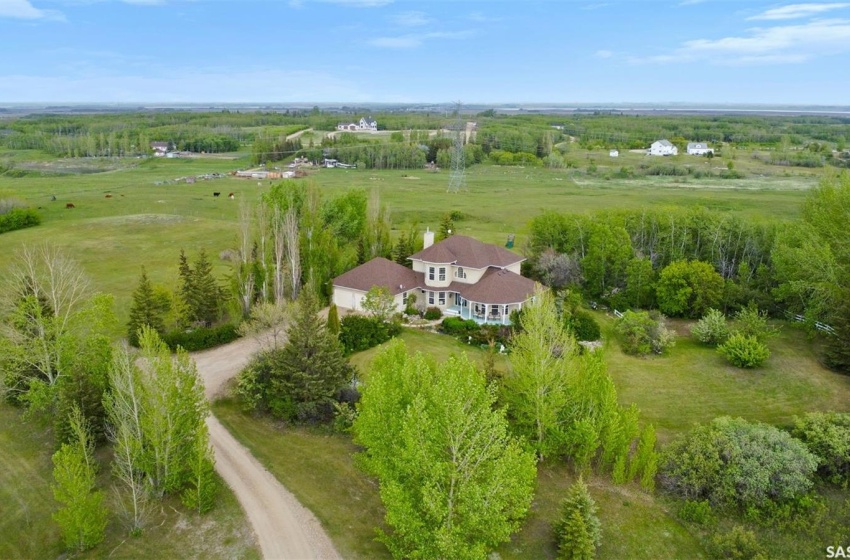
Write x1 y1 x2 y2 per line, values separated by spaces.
105 194 113 198
66 203 75 209
228 192 235 199
213 192 221 197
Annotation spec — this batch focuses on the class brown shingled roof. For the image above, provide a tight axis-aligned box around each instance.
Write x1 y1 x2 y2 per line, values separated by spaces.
459 268 537 304
333 257 419 295
409 235 524 269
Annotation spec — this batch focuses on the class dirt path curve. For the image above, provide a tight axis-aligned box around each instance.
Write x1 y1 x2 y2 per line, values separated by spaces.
286 127 314 142
192 338 342 560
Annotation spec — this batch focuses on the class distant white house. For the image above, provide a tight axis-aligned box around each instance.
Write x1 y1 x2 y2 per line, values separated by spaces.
687 142 714 156
336 116 378 132
151 141 169 157
609 149 619 158
649 139 678 156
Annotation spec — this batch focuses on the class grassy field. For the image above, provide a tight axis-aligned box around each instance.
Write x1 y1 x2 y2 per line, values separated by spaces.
0 149 824 326
0 402 260 560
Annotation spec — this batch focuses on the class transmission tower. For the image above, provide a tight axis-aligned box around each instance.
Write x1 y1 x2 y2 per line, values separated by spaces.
447 102 467 193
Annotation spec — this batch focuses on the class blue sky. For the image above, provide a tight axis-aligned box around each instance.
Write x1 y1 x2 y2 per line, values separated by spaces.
1 0 850 104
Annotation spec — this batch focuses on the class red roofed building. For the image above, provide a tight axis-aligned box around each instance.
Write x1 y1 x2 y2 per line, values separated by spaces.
332 229 537 324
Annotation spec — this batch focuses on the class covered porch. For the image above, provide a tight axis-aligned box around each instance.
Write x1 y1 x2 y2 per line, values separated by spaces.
443 295 523 325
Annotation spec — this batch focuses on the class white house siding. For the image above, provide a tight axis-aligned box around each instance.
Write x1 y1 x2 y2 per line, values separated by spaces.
332 286 410 313
506 262 522 275
423 264 452 289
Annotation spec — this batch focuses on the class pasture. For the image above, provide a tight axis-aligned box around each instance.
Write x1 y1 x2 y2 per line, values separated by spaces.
0 147 823 325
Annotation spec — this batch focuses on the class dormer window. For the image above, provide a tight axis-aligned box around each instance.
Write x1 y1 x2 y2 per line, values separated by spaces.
455 267 466 279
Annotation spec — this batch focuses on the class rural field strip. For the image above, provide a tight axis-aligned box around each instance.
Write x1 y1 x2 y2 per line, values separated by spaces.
193 335 341 560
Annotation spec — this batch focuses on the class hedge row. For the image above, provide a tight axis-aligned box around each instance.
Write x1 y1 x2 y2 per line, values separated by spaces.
339 315 402 355
161 324 240 352
0 208 41 235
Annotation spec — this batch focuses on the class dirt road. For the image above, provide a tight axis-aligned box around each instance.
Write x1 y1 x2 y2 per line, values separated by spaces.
193 338 342 560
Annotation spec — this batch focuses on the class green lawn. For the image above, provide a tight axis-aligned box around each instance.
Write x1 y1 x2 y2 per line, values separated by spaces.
0 402 259 560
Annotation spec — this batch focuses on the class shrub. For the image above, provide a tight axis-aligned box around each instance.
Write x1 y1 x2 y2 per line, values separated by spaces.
424 306 442 320
792 412 850 487
568 310 601 342
717 334 770 368
691 308 730 346
161 324 239 352
615 310 675 356
660 417 818 509
0 207 41 235
678 499 715 525
339 315 398 354
440 317 480 337
710 526 765 560
733 304 777 343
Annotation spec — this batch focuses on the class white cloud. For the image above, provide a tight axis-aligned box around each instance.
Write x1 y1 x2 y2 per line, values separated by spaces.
634 18 850 65
748 3 849 20
0 0 62 19
367 30 473 49
595 49 614 58
389 10 430 27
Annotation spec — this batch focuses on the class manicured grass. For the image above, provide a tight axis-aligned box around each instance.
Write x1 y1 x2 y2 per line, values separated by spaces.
0 402 259 559
599 313 850 443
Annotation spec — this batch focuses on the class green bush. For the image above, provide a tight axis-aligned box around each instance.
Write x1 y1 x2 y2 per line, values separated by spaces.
440 317 480 336
710 526 765 560
339 315 399 354
656 260 724 318
733 304 777 343
717 334 770 368
660 417 818 509
678 499 715 525
568 310 601 342
792 412 850 487
424 306 442 320
161 324 239 352
0 207 41 234
691 308 730 346
615 310 675 356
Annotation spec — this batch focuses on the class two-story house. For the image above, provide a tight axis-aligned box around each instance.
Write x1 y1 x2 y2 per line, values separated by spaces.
332 229 537 324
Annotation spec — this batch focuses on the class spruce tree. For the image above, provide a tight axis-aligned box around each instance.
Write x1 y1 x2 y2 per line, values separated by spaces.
438 212 455 241
555 477 601 558
127 267 166 346
266 289 353 421
178 249 193 310
190 249 221 327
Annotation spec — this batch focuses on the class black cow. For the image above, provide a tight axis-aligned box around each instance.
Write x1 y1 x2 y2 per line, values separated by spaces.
213 192 221 197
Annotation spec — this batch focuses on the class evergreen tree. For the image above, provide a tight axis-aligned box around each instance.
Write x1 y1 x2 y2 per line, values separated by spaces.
51 407 108 552
127 267 166 346
190 249 221 326
555 477 601 560
178 249 193 308
824 288 850 374
327 303 340 336
264 289 353 420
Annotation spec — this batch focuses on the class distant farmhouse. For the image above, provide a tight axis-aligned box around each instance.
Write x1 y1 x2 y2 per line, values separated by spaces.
151 141 169 157
332 230 537 325
687 142 714 156
336 116 378 132
649 139 678 156
609 149 619 157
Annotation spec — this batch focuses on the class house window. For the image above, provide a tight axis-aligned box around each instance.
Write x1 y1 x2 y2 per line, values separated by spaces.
439 292 446 305
428 291 435 305
402 292 408 305
455 267 466 279
439 267 446 282
428 267 435 281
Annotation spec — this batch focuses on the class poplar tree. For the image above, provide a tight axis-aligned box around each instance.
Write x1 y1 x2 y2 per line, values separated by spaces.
181 424 218 515
51 407 108 552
